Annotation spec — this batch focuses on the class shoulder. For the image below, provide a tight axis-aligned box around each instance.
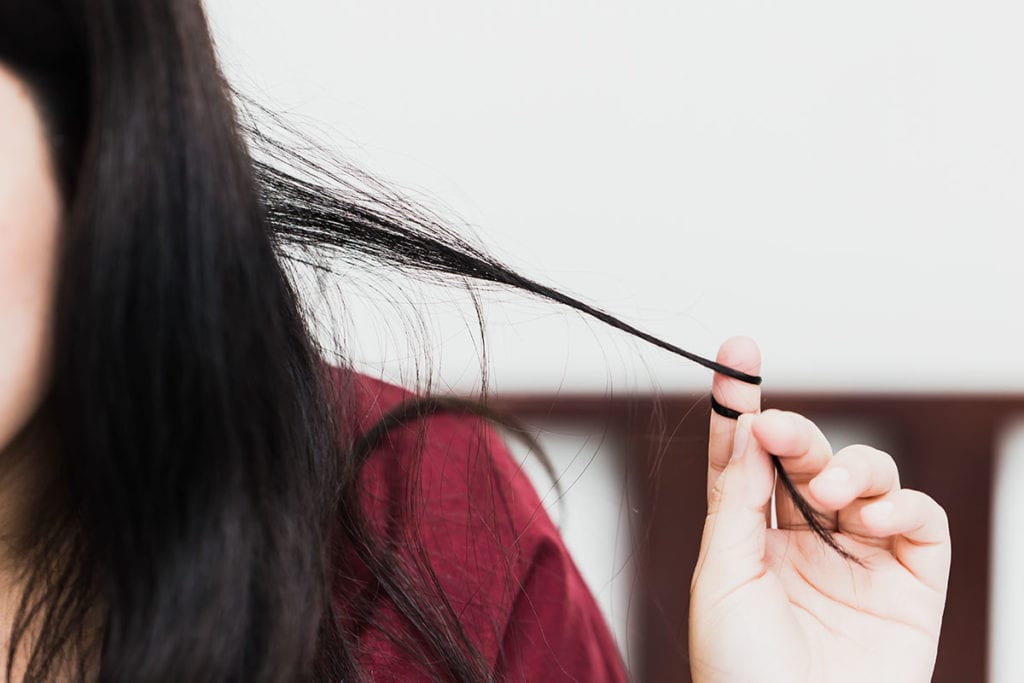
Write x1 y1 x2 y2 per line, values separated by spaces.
334 369 628 681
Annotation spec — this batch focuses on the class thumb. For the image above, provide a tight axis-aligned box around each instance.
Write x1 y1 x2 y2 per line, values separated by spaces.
698 414 776 575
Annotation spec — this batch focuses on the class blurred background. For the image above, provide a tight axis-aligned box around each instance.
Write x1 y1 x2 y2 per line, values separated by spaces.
204 2 1024 680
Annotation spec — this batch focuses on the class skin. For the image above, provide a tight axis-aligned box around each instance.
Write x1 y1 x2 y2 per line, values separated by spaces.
0 63 65 678
690 337 952 682
0 64 60 468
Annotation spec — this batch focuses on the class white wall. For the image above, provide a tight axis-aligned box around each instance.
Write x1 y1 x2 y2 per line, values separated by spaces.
205 0 1024 395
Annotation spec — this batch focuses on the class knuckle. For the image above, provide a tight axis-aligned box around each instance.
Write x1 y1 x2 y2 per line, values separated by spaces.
782 409 812 430
869 447 900 481
835 443 885 459
907 489 950 532
836 444 898 474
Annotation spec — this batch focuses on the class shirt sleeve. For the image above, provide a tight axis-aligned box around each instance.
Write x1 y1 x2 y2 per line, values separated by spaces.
494 514 629 682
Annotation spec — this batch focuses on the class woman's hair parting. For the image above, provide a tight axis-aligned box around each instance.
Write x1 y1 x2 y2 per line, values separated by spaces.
0 1 848 681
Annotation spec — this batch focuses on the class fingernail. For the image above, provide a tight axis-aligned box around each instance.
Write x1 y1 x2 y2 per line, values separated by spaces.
731 415 752 461
861 500 894 526
813 467 850 488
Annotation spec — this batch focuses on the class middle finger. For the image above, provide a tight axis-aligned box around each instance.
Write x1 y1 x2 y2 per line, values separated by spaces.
750 409 836 530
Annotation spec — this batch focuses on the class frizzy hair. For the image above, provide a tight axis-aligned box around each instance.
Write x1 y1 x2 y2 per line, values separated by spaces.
0 1 840 680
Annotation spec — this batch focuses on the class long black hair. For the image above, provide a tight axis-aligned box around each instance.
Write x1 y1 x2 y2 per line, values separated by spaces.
0 1 834 680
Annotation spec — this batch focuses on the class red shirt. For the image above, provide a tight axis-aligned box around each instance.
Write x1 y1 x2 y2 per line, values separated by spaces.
336 372 628 681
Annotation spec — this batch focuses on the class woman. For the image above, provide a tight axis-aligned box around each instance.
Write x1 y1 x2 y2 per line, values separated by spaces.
0 1 949 681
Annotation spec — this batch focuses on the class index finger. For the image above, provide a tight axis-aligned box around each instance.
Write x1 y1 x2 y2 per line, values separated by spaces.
707 336 762 505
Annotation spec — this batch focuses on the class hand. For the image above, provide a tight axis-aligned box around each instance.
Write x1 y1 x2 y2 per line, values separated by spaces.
689 337 951 683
